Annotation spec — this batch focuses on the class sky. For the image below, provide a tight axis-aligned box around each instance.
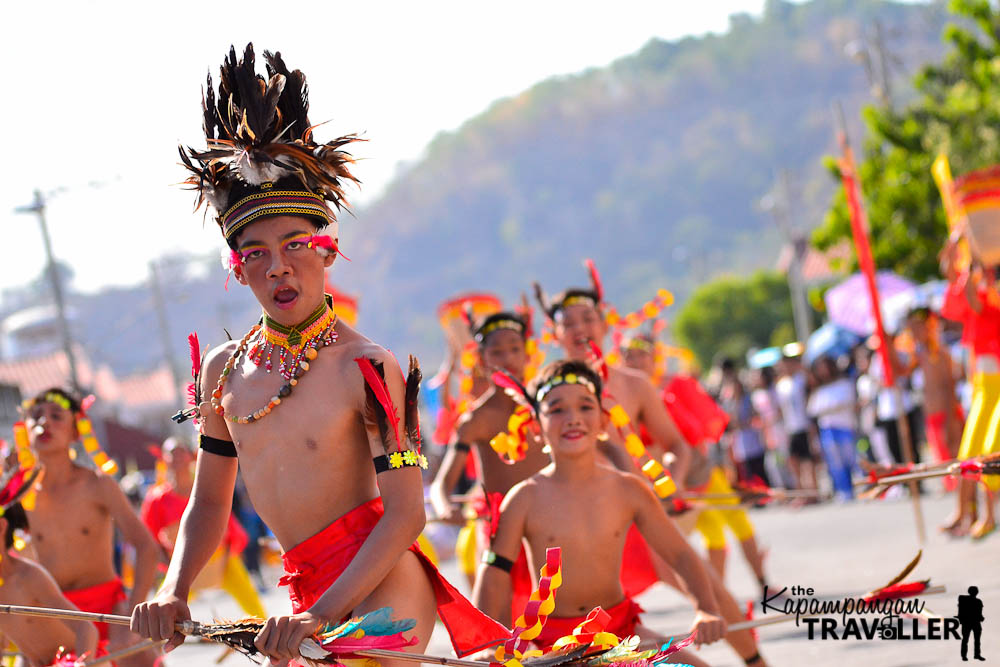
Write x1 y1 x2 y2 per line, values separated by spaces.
0 0 772 297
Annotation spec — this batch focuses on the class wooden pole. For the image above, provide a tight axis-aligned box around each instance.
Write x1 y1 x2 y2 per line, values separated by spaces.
0 606 494 667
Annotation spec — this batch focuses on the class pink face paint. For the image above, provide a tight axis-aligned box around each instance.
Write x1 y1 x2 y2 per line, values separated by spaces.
283 232 313 251
238 244 268 261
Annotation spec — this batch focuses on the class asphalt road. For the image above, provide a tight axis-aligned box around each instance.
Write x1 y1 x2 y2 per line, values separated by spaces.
168 491 998 666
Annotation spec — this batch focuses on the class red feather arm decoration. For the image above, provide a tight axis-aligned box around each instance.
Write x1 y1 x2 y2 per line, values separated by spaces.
187 332 202 406
490 369 536 413
584 258 604 304
355 357 402 451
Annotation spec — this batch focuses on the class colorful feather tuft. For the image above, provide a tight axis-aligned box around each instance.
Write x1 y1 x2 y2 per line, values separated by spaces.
356 358 402 450
404 355 423 450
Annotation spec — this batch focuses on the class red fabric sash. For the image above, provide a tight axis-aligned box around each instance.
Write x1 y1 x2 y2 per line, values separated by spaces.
621 524 659 598
63 578 126 643
279 497 509 657
531 597 643 650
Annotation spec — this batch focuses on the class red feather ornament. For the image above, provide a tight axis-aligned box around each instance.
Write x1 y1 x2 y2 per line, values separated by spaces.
355 358 402 449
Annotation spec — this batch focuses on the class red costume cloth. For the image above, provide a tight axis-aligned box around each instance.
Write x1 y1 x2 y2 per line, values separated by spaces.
620 524 659 598
531 597 644 650
941 273 1000 357
662 376 730 446
279 497 509 657
140 484 248 555
63 578 126 643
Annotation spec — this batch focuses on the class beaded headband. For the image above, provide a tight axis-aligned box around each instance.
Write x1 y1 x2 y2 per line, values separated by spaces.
475 318 526 342
21 392 72 413
624 337 655 353
535 372 599 403
559 294 598 311
221 188 331 242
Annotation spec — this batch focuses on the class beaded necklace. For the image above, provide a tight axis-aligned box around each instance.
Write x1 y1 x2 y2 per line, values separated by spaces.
248 301 338 380
211 303 339 425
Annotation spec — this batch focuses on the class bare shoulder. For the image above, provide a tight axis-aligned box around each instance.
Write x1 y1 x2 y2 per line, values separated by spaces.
330 323 402 373
9 554 60 590
202 339 240 380
91 468 127 501
501 474 542 512
613 467 653 503
612 365 653 390
456 390 500 441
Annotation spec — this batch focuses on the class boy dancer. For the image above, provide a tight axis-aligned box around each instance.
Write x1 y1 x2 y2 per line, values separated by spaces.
535 275 767 665
131 45 506 665
429 312 549 598
21 389 160 666
0 464 99 665
474 361 768 666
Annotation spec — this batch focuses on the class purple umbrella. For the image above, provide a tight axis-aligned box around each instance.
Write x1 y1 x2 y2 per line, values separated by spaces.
824 271 916 336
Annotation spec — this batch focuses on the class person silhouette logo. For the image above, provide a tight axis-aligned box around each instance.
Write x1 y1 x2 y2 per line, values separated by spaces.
957 586 986 661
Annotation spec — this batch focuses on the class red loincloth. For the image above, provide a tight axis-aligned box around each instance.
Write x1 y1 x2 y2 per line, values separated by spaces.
531 597 644 650
279 497 509 657
63 578 127 643
621 524 659 598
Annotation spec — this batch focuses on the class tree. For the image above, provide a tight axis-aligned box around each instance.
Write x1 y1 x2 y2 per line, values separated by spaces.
814 0 1000 281
673 271 797 369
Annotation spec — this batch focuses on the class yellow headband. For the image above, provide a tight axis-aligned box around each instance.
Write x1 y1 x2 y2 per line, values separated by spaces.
536 372 598 403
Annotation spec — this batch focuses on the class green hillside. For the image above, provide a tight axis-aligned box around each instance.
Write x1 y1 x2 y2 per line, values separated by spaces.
340 0 949 360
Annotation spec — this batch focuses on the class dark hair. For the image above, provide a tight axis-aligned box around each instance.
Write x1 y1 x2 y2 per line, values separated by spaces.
535 285 601 320
759 365 776 386
529 360 603 403
474 312 527 347
3 503 28 550
720 357 737 373
28 387 82 414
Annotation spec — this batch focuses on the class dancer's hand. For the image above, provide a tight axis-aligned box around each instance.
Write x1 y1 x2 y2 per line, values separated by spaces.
691 609 726 645
130 591 191 651
254 611 323 664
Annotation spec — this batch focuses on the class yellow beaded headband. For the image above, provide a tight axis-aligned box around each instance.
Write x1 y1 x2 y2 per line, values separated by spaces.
476 318 526 342
21 392 72 413
624 337 655 353
535 372 598 403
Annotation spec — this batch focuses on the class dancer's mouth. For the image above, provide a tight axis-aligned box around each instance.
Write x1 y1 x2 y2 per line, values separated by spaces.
273 286 299 310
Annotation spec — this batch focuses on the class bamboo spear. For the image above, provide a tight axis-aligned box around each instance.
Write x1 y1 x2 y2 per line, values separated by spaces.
0 606 493 667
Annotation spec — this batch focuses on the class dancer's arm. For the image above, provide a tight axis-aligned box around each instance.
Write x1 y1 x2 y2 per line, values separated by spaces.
132 346 239 649
629 474 725 645
472 482 529 628
430 432 472 522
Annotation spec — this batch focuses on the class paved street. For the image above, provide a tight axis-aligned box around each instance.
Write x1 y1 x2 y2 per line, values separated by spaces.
168 492 998 666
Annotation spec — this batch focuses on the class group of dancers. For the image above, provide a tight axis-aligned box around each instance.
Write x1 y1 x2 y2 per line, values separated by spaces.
0 41 995 667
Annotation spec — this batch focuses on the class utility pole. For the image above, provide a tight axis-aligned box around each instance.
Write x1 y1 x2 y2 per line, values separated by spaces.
149 260 184 406
13 190 81 393
762 172 812 344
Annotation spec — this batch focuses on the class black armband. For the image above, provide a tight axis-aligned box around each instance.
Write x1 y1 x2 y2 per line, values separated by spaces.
199 434 237 458
453 442 471 453
744 652 763 666
372 451 429 474
481 550 514 573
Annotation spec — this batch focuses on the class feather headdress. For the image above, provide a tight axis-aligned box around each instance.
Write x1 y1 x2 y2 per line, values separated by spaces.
180 44 361 248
